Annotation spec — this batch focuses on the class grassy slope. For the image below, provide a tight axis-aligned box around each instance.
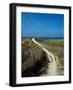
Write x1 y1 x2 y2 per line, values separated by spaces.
22 38 64 76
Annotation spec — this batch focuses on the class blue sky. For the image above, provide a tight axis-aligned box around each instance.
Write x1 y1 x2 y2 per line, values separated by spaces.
21 12 64 38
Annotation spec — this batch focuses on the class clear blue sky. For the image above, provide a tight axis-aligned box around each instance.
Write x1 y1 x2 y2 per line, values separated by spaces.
21 12 64 38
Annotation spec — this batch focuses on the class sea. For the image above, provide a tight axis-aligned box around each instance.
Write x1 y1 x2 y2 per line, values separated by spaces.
22 37 64 42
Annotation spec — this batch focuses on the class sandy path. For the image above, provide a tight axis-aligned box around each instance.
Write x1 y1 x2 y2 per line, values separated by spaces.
32 38 58 76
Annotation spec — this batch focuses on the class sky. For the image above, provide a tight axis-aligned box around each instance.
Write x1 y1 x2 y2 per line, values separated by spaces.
21 12 64 38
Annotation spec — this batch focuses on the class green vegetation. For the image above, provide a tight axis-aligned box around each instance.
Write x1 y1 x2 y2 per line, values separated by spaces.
38 40 64 47
22 38 64 76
